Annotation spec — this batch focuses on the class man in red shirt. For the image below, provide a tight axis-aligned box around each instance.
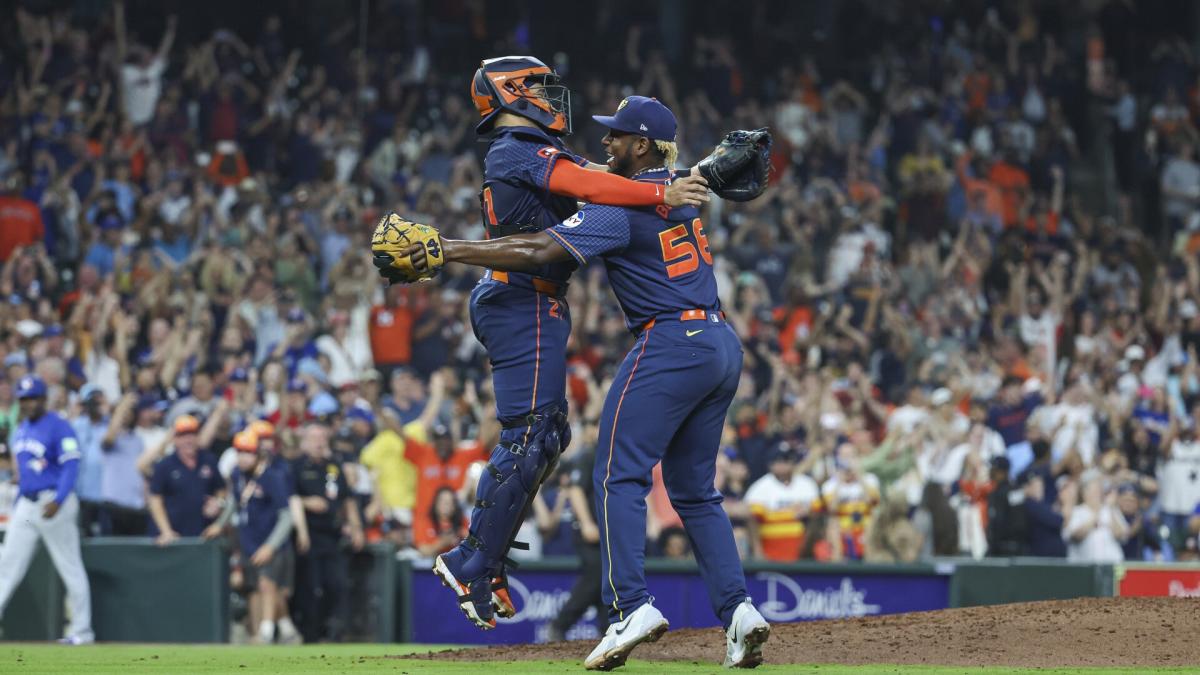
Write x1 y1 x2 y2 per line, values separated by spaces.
0 174 45 262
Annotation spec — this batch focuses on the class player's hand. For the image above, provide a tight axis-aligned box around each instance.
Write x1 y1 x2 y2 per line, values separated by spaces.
250 544 275 566
349 528 365 552
664 173 710 208
42 501 60 519
297 530 311 555
371 213 444 284
156 529 180 547
201 523 224 540
581 521 600 544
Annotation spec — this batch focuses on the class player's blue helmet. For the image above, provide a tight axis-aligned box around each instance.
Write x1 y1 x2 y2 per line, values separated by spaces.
471 56 572 136
16 375 47 399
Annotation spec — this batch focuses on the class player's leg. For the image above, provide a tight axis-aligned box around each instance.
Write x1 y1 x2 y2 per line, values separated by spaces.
0 497 43 615
660 328 748 627
37 494 93 642
592 324 714 622
660 325 768 668
436 285 570 628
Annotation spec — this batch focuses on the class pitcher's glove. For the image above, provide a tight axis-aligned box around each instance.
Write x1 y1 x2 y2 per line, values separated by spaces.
371 213 444 284
695 128 772 202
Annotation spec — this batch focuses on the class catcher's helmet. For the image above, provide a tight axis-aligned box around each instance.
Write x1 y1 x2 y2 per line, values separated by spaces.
471 56 572 136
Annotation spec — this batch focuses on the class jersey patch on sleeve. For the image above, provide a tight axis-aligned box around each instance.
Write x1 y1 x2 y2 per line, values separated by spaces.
561 212 585 228
538 146 560 159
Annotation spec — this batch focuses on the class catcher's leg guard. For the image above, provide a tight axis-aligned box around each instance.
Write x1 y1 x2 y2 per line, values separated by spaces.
490 406 572 617
460 423 561 581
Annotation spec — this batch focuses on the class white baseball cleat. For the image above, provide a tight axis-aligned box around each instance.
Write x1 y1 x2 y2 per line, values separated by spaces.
584 601 669 671
56 634 94 646
723 598 770 668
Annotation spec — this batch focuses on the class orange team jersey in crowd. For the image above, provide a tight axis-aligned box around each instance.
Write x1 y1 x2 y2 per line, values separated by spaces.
1025 210 1060 236
988 161 1030 228
749 504 809 562
819 474 881 558
745 474 821 562
0 196 45 261
369 304 414 365
954 152 1005 221
408 439 488 542
964 71 991 113
776 305 814 363
958 479 995 528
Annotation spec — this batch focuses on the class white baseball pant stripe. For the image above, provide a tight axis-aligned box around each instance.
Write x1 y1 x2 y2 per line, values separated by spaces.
0 493 93 641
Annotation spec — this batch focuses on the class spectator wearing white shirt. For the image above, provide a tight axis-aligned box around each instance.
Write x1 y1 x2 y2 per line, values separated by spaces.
1161 142 1200 232
1158 404 1200 548
1063 474 1128 563
114 3 175 127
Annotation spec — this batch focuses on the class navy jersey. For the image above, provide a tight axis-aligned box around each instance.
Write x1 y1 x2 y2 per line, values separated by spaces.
481 126 587 284
546 169 719 330
12 412 80 502
148 451 224 537
231 462 294 554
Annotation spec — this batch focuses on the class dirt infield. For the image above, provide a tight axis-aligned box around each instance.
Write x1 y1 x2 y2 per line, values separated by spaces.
417 597 1200 668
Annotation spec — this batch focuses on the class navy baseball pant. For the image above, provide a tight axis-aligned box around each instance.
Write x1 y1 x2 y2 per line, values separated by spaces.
593 314 748 629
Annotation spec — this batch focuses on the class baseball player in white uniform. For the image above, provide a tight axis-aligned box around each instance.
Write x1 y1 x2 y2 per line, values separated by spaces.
0 376 94 644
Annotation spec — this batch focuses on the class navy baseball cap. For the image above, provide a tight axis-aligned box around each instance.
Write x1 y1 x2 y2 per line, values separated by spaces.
16 375 47 399
592 96 677 142
229 367 249 383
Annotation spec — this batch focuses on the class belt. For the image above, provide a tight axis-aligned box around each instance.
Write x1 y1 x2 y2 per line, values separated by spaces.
484 269 565 296
639 309 725 333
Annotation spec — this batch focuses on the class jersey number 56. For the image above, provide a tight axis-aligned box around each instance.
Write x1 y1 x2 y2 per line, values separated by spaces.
659 219 713 279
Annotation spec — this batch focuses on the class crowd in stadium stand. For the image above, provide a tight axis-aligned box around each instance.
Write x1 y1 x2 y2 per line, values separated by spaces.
3 0 1200 640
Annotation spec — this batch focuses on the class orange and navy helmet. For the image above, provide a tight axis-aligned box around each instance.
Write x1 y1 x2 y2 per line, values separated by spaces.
471 56 572 136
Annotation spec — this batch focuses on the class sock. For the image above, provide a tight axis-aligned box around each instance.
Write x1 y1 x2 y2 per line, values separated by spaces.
277 617 298 639
258 621 275 643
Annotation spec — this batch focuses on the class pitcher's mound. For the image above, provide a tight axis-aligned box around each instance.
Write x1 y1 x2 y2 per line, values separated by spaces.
416 597 1199 668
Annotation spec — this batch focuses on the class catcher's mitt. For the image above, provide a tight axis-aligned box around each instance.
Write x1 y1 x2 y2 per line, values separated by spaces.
695 128 772 202
371 213 444 284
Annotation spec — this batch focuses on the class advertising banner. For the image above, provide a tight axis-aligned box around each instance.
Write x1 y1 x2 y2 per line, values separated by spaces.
409 566 951 645
1118 566 1200 598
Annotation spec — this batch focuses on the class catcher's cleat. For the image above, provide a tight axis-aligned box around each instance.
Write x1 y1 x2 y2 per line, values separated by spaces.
433 553 496 630
584 601 669 671
491 571 516 618
723 598 770 668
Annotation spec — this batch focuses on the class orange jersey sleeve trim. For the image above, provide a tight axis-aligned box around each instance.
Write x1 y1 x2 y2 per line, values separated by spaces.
547 159 666 206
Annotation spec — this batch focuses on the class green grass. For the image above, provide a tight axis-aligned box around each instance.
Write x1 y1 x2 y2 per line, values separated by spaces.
0 644 1193 674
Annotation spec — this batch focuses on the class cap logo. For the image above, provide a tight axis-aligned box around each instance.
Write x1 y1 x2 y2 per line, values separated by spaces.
639 123 648 132
617 98 629 111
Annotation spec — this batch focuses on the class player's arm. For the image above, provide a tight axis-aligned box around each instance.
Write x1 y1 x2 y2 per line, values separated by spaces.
547 159 708 208
440 232 572 272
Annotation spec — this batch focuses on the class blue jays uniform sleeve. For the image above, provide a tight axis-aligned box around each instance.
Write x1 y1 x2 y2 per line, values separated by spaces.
54 416 81 503
546 205 631 265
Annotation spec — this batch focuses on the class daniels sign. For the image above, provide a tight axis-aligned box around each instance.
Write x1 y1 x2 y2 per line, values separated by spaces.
409 566 950 645
1118 567 1200 598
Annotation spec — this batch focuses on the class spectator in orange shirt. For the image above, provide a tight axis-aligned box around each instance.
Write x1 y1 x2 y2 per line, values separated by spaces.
988 151 1030 228
407 424 487 547
0 173 45 262
955 150 1005 226
369 285 414 376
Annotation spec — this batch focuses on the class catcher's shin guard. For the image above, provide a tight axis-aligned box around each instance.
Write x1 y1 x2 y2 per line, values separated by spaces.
459 416 563 585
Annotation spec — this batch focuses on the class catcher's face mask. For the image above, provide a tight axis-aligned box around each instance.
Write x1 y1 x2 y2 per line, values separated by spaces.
471 56 573 136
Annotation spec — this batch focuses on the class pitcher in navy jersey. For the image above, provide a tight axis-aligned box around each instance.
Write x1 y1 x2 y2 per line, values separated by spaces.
408 96 771 670
432 56 709 631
